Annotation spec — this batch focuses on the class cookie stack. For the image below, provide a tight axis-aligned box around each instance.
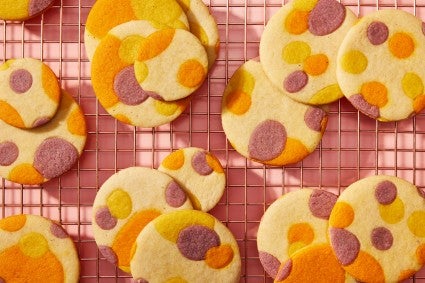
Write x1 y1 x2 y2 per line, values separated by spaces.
257 175 425 282
85 0 220 128
92 148 241 282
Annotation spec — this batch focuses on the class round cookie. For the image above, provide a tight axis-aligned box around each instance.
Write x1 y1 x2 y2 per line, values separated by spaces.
0 214 79 282
92 167 193 273
84 0 189 61
158 147 226 212
134 28 208 101
328 175 425 282
0 90 87 185
176 0 220 68
221 59 328 166
130 210 241 282
0 58 60 129
259 0 357 105
0 0 55 21
91 20 192 127
257 189 338 278
337 10 425 121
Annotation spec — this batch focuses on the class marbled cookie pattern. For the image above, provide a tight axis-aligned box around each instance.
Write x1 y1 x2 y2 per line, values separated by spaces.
0 0 55 21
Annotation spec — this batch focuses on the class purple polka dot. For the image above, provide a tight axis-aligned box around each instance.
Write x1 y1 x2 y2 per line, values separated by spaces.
375 180 397 205
248 120 287 162
98 245 118 265
371 227 393 251
165 181 187 208
367 21 389 45
259 251 281 279
177 225 220 261
308 0 346 36
284 71 308 93
95 207 117 230
33 137 79 179
275 259 292 282
29 0 54 16
348 94 380 119
114 66 149 106
32 116 51 128
9 69 33 93
329 228 360 266
0 141 19 166
309 190 338 220
304 107 327 132
50 222 69 239
192 150 213 176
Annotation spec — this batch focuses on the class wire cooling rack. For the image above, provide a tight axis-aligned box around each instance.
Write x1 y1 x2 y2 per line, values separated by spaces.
1 0 425 282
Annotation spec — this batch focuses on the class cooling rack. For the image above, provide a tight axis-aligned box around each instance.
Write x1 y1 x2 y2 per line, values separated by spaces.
1 0 425 282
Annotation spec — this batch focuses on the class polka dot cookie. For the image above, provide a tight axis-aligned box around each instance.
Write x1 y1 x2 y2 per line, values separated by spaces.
134 28 208 101
328 175 425 282
259 0 357 105
0 214 79 282
0 90 87 185
159 147 226 212
130 210 241 282
257 189 338 279
91 20 191 127
0 58 60 129
0 0 55 21
221 59 328 166
84 0 189 61
337 10 425 121
92 167 193 273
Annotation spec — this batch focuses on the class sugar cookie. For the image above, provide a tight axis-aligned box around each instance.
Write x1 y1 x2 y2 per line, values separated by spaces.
221 59 327 166
0 0 55 21
337 10 425 121
92 167 193 273
259 0 357 105
0 214 79 282
130 210 241 282
328 175 425 282
0 58 60 129
0 90 87 185
159 147 226 212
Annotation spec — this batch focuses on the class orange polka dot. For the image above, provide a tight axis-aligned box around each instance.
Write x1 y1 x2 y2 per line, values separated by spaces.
360 81 388 108
161 149 185 170
206 153 224 174
398 269 416 281
285 10 309 35
115 114 132 125
287 223 314 245
225 90 251 115
266 138 310 166
344 251 385 283
414 95 425 113
0 215 26 232
389 32 415 59
416 244 425 265
137 29 175 61
205 244 234 269
8 164 44 185
303 54 329 76
329 202 354 228
177 59 206 88
0 100 25 128
41 64 60 104
67 107 86 136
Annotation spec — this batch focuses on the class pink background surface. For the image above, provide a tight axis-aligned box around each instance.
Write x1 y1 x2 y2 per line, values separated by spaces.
1 0 425 282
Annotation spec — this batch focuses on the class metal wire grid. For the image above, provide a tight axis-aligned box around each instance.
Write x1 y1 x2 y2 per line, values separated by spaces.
1 0 425 282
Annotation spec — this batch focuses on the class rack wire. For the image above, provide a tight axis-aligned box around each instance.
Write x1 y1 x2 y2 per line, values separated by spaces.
1 0 425 282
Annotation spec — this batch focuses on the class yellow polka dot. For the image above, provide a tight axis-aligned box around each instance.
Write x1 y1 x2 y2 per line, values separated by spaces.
154 100 179 116
379 197 405 224
229 68 255 94
303 54 329 76
41 64 60 104
285 10 309 35
225 90 251 115
119 35 146 64
0 0 29 21
177 59 207 88
19 232 49 258
8 163 44 185
107 189 132 219
402 73 423 99
416 244 425 265
329 202 354 228
0 60 11 70
360 81 388 108
389 32 415 59
162 149 185 170
131 0 186 29
341 50 368 74
137 29 175 61
206 153 224 174
205 244 234 269
287 222 314 245
0 215 27 232
0 100 25 128
288 241 307 256
408 211 425 237
282 41 311 64
293 0 318 11
67 107 86 136
414 95 425 113
191 22 209 46
309 84 343 105
134 61 149 84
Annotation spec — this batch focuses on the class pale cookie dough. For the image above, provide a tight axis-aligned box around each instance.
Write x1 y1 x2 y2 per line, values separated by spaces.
159 147 226 212
0 58 60 129
221 59 328 166
0 0 55 21
260 0 357 105
328 175 425 282
0 214 79 282
337 10 425 121
0 90 87 185
92 167 193 273
130 210 241 283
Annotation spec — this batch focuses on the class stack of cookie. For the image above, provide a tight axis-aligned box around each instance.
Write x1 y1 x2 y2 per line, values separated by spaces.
85 0 220 128
257 175 425 282
92 148 242 282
